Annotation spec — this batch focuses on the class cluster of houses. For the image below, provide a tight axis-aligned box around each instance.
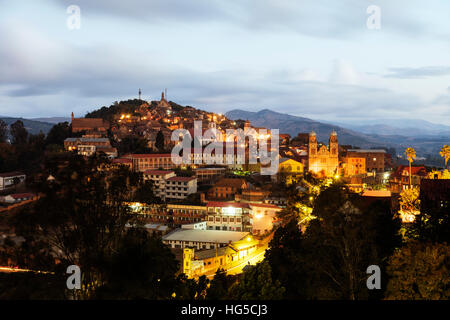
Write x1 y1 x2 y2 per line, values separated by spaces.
2 93 448 277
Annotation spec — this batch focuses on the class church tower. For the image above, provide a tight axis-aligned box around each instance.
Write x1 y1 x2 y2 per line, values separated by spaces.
308 131 317 156
329 130 338 157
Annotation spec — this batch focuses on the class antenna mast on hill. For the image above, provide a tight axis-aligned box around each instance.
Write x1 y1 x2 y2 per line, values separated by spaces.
138 88 142 100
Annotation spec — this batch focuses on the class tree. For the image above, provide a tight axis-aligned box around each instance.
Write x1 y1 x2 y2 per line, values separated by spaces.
174 274 209 300
93 229 179 299
45 122 71 148
10 120 28 145
405 147 416 187
11 155 152 299
0 119 8 143
439 145 450 170
206 268 236 300
228 261 285 300
265 219 312 299
385 241 450 300
301 184 401 300
133 180 161 204
156 130 165 151
116 136 150 154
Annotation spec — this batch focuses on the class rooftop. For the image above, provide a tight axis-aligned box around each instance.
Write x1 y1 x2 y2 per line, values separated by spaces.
162 229 249 243
144 170 174 175
362 190 392 197
167 176 197 182
206 201 250 209
65 137 110 142
123 153 172 159
0 171 25 178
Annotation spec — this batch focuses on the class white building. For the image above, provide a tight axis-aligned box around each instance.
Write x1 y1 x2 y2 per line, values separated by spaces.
162 229 250 250
165 176 197 200
0 172 26 191
206 202 252 232
143 170 176 200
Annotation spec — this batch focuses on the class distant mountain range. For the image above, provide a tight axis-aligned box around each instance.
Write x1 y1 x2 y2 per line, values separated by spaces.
329 119 450 137
225 109 449 157
31 117 71 124
0 117 55 135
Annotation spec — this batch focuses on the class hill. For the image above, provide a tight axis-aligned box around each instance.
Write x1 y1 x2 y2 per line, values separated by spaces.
0 117 54 135
225 109 449 157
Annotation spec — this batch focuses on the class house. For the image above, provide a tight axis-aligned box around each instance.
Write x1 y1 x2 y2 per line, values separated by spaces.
64 137 117 158
0 172 26 191
389 165 427 193
276 157 304 184
207 178 248 200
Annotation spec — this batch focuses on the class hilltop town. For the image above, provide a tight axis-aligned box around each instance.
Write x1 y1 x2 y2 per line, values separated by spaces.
0 91 449 299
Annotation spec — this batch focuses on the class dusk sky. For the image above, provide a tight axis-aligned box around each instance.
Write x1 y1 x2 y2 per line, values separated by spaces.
1 0 450 125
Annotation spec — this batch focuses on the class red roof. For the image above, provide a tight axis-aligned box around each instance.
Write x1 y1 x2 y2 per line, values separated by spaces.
123 153 172 159
394 165 427 177
0 171 25 178
206 202 250 209
167 176 196 182
10 193 35 199
144 170 174 175
112 158 132 164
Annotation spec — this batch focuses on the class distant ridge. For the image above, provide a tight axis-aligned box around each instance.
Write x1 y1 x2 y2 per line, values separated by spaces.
0 117 54 135
225 109 449 155
31 117 71 124
225 109 381 147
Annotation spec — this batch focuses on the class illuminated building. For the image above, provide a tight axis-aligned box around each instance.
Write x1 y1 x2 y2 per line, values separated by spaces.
162 229 250 250
206 202 252 232
346 149 386 173
342 156 366 177
248 203 282 236
182 234 258 277
122 153 175 171
308 131 339 177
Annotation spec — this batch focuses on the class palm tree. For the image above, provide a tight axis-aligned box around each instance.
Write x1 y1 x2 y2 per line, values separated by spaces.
405 147 416 187
439 145 450 170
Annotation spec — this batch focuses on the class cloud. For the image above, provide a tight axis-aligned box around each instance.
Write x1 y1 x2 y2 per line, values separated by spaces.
384 66 450 79
51 0 435 39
